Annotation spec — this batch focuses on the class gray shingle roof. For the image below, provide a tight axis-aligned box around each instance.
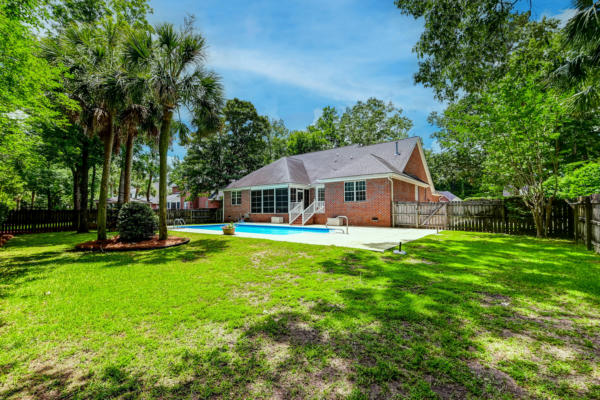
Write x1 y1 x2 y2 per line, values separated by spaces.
225 137 424 189
439 191 462 201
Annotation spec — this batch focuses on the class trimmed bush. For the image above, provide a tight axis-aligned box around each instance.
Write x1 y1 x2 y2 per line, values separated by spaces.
117 202 158 242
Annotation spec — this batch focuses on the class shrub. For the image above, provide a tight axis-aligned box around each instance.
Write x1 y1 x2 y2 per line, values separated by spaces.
117 202 158 242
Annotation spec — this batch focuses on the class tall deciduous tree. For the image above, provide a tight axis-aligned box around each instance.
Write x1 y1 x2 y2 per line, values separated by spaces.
338 98 412 145
125 19 224 239
0 0 68 207
175 99 269 196
394 0 536 100
434 27 568 237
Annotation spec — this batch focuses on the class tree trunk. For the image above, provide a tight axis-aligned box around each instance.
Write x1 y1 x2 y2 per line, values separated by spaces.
47 190 52 211
532 205 545 238
89 164 96 211
146 173 153 202
78 142 90 233
117 164 125 205
73 167 81 230
123 132 134 203
158 108 173 240
97 116 116 241
544 198 553 239
31 191 35 209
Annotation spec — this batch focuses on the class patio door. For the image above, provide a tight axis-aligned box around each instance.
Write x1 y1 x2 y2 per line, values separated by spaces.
304 189 310 208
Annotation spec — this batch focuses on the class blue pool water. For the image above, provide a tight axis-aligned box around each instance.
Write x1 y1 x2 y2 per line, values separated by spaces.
187 223 333 235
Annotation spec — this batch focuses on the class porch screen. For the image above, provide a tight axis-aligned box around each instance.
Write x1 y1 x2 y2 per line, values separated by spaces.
263 189 275 213
275 188 288 213
251 190 262 213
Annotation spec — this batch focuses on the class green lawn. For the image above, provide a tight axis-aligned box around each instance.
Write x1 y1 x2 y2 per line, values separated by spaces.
0 231 599 399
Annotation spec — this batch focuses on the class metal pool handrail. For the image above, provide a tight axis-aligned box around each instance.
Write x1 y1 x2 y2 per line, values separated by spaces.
326 216 348 234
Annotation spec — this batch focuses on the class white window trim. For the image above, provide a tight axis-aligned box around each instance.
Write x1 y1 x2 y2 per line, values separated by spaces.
344 180 367 203
415 186 419 202
231 190 242 206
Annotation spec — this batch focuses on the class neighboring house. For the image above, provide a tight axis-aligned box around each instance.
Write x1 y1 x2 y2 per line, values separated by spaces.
171 186 221 210
438 191 462 202
105 186 221 211
222 137 440 226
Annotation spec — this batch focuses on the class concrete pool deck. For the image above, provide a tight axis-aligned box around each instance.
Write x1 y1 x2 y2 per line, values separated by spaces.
172 223 438 252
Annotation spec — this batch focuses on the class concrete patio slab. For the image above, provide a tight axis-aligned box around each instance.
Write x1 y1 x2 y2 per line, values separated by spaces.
172 223 437 252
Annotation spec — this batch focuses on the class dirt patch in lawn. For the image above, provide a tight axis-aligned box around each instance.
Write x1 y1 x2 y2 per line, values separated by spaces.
75 235 189 252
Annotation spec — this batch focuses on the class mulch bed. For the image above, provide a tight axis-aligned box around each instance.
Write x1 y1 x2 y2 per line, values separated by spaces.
0 234 14 248
75 235 190 252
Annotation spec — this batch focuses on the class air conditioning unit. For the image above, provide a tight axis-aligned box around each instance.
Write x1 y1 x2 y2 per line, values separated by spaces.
271 216 284 224
327 217 342 226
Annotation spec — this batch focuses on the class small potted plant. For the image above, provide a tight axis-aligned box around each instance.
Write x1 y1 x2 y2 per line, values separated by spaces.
222 222 236 235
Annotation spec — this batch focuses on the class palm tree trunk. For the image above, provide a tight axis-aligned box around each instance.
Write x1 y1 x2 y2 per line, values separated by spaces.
72 167 81 230
117 165 125 205
158 109 173 240
89 164 96 211
146 173 153 202
97 116 116 241
123 132 134 203
78 142 90 233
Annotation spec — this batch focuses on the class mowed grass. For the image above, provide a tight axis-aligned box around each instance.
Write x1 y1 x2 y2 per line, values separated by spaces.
0 231 599 399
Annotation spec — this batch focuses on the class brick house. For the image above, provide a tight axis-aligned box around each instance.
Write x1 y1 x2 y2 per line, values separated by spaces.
222 137 440 226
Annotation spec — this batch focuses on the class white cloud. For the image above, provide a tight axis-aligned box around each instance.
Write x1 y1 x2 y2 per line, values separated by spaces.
208 46 442 115
541 8 576 27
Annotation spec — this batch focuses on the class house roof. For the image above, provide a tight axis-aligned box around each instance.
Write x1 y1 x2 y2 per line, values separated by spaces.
225 137 430 189
438 191 462 201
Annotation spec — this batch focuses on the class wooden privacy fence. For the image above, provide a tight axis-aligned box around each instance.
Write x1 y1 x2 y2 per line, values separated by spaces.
1 208 221 235
572 195 600 254
392 199 573 238
0 209 76 234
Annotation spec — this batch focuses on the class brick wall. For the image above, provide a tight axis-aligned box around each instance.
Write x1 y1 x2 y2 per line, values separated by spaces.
323 178 391 226
223 190 250 221
404 147 428 182
393 179 416 201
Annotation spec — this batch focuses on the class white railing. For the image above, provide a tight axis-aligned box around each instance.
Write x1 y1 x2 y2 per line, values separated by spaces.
302 201 316 225
315 201 325 213
288 202 303 224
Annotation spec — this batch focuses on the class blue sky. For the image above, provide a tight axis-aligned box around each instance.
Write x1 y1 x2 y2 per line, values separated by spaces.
146 0 574 158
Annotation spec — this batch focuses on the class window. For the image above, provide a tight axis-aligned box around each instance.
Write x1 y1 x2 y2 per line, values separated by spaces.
263 189 274 213
317 187 325 202
231 191 242 206
251 190 262 213
276 188 288 213
355 181 366 201
344 180 366 202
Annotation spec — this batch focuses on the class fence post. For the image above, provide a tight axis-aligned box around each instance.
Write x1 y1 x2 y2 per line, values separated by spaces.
415 202 419 228
585 196 593 251
573 199 579 243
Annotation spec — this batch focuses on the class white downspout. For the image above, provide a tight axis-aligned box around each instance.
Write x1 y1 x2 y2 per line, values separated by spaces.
388 177 395 227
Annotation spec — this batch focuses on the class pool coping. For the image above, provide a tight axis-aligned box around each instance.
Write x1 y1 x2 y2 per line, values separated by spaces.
172 223 437 252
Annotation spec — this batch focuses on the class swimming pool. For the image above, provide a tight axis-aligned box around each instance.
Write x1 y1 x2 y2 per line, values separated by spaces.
187 223 333 235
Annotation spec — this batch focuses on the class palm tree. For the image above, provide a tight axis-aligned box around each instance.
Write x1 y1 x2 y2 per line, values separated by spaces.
44 21 130 240
125 19 224 239
556 0 600 110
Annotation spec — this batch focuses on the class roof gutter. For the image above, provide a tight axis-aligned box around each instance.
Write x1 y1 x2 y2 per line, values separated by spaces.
317 173 428 188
